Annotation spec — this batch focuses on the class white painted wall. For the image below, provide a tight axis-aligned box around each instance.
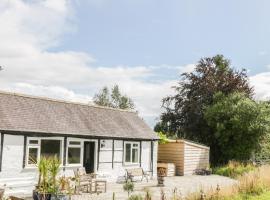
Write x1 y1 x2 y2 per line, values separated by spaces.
0 135 157 182
1 134 24 177
153 141 158 177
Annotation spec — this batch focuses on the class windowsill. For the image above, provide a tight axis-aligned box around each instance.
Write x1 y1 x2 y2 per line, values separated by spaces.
65 164 82 167
123 163 140 167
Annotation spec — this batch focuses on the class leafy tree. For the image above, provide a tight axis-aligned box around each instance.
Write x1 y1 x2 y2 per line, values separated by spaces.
157 132 169 144
93 85 135 109
155 55 253 164
254 101 270 162
204 92 270 164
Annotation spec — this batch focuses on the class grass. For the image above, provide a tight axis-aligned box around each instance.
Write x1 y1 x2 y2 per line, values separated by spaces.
184 164 270 200
213 161 256 178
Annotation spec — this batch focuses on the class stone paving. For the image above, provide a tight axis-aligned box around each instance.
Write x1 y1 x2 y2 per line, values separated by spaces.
72 175 237 200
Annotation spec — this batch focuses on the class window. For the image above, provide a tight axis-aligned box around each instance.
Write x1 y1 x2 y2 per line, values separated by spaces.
27 139 40 166
28 147 39 165
67 140 82 165
26 138 63 167
124 142 140 164
41 140 61 159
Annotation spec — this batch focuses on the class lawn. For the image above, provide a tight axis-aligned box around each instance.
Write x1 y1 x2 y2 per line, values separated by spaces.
231 191 270 200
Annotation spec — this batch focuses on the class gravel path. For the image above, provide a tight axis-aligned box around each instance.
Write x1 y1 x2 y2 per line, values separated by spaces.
72 175 237 200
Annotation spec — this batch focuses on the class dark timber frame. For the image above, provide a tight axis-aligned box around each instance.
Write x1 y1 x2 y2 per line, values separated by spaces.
0 133 4 172
112 139 114 169
0 130 158 173
22 135 27 168
63 137 67 166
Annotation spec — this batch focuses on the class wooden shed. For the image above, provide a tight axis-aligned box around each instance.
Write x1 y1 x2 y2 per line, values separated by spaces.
158 139 210 176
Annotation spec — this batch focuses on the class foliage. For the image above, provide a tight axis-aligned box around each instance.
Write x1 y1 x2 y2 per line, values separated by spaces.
157 132 169 144
154 55 253 165
144 188 152 200
187 165 270 200
49 156 61 194
123 180 134 197
255 107 270 162
93 85 135 109
204 92 270 164
213 161 255 178
237 170 266 196
37 156 64 195
128 194 143 200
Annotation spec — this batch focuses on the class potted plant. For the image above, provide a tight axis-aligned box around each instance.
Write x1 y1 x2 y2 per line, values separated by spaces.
37 157 52 200
53 176 72 200
33 156 62 200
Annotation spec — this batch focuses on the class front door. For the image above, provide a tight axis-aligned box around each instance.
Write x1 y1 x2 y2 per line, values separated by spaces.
83 141 95 174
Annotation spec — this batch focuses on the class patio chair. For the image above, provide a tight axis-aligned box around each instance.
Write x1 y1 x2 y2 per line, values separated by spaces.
0 188 4 200
74 168 94 193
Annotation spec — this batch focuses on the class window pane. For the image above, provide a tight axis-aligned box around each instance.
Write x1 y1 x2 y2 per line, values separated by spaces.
132 148 138 163
125 143 131 162
133 144 138 147
28 148 38 165
29 140 39 145
69 141 81 145
68 147 81 164
41 140 61 159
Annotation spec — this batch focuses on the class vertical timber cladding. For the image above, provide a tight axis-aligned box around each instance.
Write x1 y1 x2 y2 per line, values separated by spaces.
0 133 4 172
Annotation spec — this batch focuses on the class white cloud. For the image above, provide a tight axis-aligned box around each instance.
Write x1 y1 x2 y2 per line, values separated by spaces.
250 72 270 101
7 0 270 128
0 0 190 127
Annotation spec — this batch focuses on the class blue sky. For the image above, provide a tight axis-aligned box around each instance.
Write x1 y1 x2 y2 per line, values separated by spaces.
1 0 270 128
56 0 270 74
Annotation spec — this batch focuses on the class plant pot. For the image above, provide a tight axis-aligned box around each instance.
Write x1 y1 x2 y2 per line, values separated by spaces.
157 175 165 187
37 192 51 200
51 194 69 200
58 194 69 200
33 190 39 200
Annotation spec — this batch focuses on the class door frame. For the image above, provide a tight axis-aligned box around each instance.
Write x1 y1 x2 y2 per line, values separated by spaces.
83 141 96 173
82 139 98 173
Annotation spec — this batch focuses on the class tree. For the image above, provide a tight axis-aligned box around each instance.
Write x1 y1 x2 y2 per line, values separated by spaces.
204 92 270 164
93 85 135 110
155 55 253 164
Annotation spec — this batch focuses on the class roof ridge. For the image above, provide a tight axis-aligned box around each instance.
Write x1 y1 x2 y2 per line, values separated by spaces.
0 90 136 113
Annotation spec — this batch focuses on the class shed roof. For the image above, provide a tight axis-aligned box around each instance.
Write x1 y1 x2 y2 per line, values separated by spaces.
0 91 158 140
167 139 210 150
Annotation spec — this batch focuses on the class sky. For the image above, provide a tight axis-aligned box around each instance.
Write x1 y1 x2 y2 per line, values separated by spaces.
1 0 270 128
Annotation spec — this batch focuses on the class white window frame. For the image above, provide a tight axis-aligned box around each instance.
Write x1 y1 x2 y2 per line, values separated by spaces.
26 137 64 168
124 141 140 165
66 138 83 166
26 139 40 167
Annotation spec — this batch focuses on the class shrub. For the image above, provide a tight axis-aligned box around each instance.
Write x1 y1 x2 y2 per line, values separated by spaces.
213 161 255 178
128 194 143 200
123 180 134 197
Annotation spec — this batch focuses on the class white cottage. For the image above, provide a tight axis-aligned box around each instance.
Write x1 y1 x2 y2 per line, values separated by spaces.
0 91 158 195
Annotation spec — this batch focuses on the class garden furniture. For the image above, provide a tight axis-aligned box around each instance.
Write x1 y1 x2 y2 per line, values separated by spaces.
125 168 149 182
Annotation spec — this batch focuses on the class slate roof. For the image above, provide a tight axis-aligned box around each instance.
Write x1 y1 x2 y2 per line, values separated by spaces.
0 91 158 140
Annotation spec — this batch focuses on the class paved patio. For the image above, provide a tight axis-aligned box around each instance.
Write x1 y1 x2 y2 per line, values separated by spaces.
72 175 237 200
